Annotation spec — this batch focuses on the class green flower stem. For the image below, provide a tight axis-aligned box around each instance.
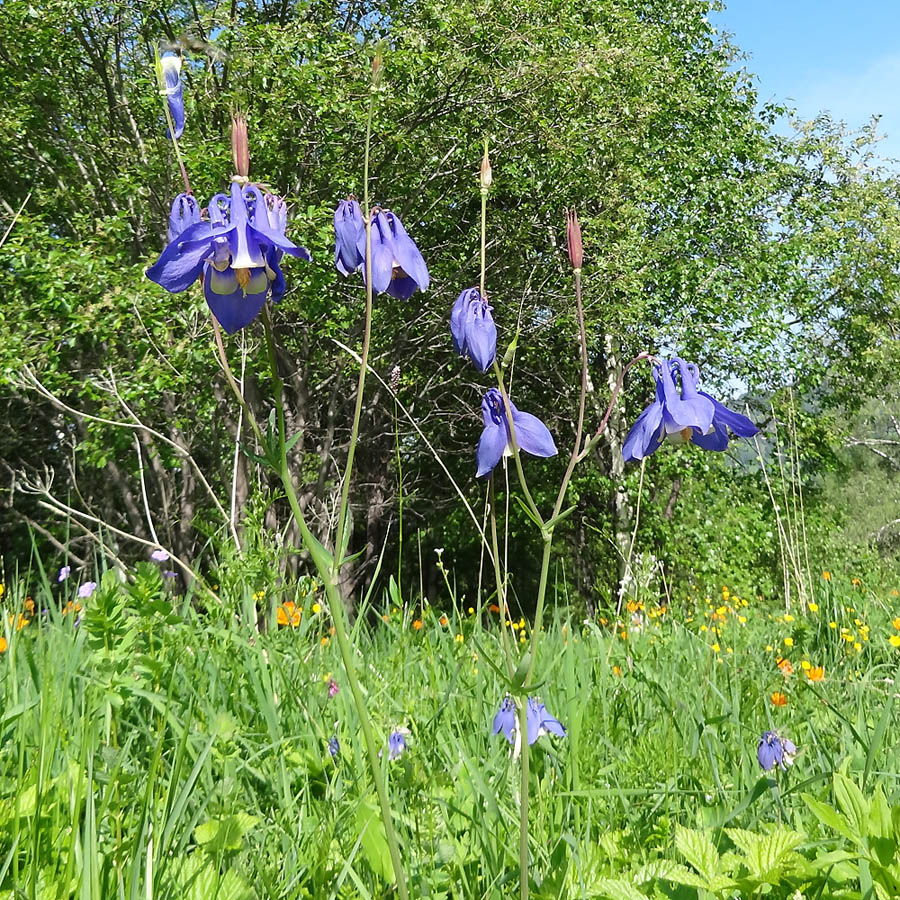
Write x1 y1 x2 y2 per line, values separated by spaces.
261 307 409 900
211 317 264 446
518 694 531 900
332 86 378 573
488 480 515 679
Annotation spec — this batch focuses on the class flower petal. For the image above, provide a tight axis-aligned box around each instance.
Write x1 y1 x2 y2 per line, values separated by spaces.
385 211 430 293
476 422 508 477
511 410 557 459
161 55 185 139
363 212 395 294
466 303 497 373
145 221 216 293
451 289 473 354
702 393 759 438
203 265 267 334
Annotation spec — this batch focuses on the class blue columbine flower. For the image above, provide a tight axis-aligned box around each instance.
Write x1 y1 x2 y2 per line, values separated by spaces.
476 388 557 477
757 731 797 771
146 184 311 333
328 736 340 758
623 358 758 462
388 728 409 760
451 288 497 372
160 54 185 139
494 696 566 757
361 210 430 299
334 198 365 276
57 565 70 583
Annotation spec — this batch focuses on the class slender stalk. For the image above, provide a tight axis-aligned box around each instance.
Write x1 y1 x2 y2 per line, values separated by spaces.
261 308 408 900
518 696 530 900
332 87 378 573
211 318 264 445
479 189 487 297
488 480 514 679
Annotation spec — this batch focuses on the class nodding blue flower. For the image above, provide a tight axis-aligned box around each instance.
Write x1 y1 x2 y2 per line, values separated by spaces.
57 565 70 583
146 184 311 333
492 697 516 742
388 728 410 760
493 696 566 757
327 735 340 758
757 731 797 771
476 388 557 478
160 54 185 139
334 198 365 276
623 358 758 462
361 210 430 299
150 548 170 562
78 581 97 599
450 288 497 372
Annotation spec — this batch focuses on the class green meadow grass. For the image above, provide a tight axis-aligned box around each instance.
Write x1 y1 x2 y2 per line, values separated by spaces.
1 566 899 899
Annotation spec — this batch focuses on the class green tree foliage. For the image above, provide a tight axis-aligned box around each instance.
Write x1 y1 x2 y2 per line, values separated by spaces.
1 0 898 604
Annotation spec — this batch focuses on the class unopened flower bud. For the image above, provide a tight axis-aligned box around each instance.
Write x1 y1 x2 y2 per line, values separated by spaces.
566 207 583 270
480 141 492 192
372 42 385 87
231 113 249 178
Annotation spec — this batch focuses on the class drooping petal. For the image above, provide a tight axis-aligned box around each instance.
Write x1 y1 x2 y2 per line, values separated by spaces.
203 265 268 334
385 211 430 294
385 272 420 300
168 193 200 241
334 198 365 276
265 246 286 303
623 398 665 462
701 393 759 438
476 422 508 477
161 54 185 139
466 301 497 373
450 289 472 354
525 699 541 746
362 212 395 294
493 697 516 742
510 410 557 459
145 221 216 293
539 707 566 738
690 419 730 452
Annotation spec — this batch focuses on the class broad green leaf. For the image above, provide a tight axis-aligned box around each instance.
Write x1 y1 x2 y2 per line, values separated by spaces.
354 798 394 883
675 824 719 881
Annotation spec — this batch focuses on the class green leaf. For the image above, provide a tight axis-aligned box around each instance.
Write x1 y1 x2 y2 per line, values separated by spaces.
675 824 719 881
354 798 394 883
804 793 857 843
592 878 648 900
833 773 869 837
194 813 259 853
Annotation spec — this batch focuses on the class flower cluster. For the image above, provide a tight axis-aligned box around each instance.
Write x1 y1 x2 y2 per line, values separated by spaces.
333 198 429 298
147 184 311 333
623 358 758 462
757 731 797 771
493 696 566 757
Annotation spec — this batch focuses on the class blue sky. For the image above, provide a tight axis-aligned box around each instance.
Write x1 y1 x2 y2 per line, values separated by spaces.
712 0 900 162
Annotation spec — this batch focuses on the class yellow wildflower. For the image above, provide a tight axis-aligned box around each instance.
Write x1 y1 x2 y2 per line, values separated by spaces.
889 635 900 648
783 637 794 648
808 602 819 612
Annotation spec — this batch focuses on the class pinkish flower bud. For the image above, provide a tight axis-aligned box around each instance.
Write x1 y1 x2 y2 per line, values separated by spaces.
566 207 583 270
480 141 492 192
231 113 249 178
390 364 401 393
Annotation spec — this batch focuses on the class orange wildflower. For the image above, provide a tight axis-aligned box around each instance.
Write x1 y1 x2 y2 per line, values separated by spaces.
807 666 825 682
776 657 794 676
0 636 6 653
822 571 831 581
770 691 788 707
276 601 300 628
412 619 423 631
489 603 500 614
439 615 448 627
